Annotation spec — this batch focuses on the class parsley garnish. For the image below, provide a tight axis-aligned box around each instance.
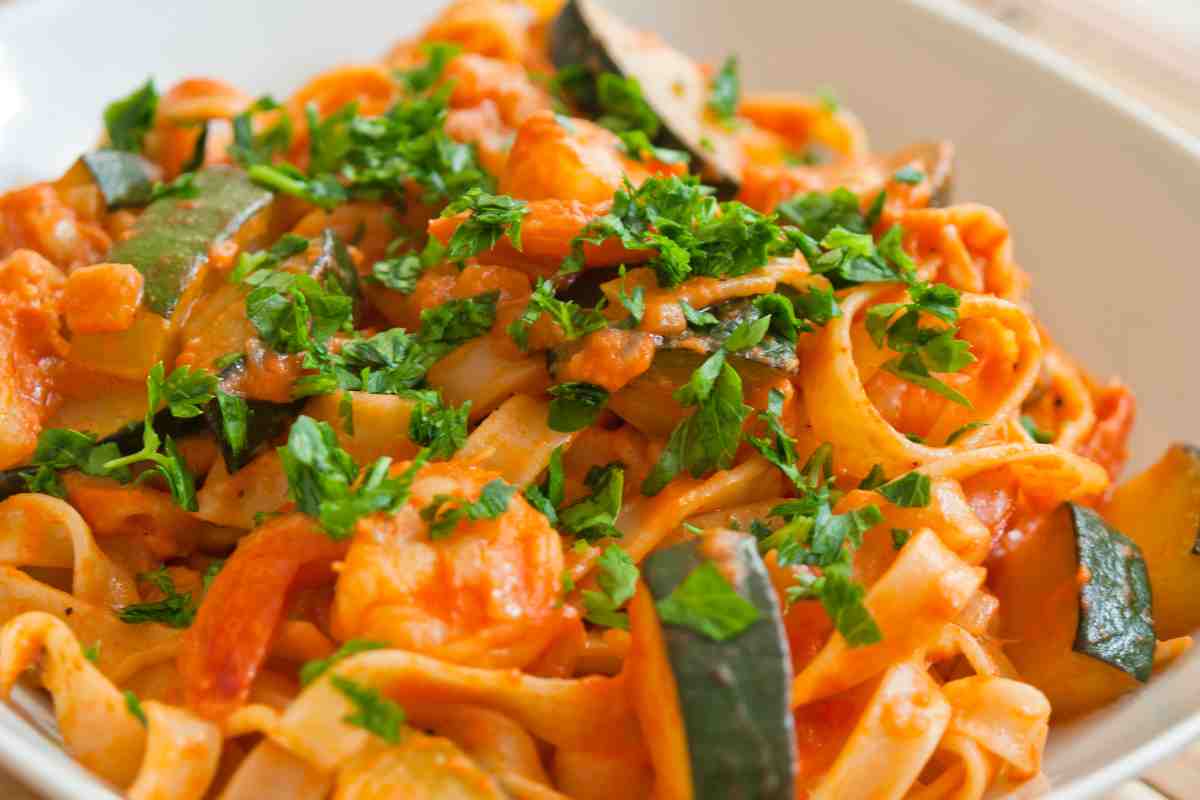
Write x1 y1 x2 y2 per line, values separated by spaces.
407 392 469 460
329 676 405 743
299 639 388 686
893 166 925 185
419 292 499 346
524 446 565 524
560 464 624 542
507 278 606 351
279 416 428 540
124 690 147 727
441 189 528 262
395 41 461 95
22 429 126 498
656 561 760 641
103 79 158 153
563 175 780 288
615 130 689 165
228 96 293 167
582 545 638 629
371 237 445 295
707 56 740 126
552 67 660 138
858 464 887 490
891 528 912 550
420 479 517 540
945 420 988 445
102 364 216 511
877 472 931 507
1020 414 1054 444
679 299 719 329
118 568 196 628
547 382 609 432
82 642 100 663
642 349 751 495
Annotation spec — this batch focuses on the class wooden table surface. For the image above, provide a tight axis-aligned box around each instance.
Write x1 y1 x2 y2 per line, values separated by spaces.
0 1 1198 798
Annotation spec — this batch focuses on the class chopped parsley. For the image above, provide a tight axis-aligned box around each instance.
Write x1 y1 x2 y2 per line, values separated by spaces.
552 66 660 138
299 639 388 686
547 382 609 433
102 363 217 511
371 237 445 295
229 96 293 168
118 568 196 628
893 166 926 185
440 189 528 262
124 690 147 727
679 299 719 329
562 175 781 288
407 392 470 460
642 348 751 495
82 642 100 663
582 545 638 629
877 472 932 507
395 41 461 95
656 561 760 641
707 55 741 126
891 528 912 550
1020 414 1054 444
103 79 158 153
279 415 428 539
524 446 566 524
329 675 405 743
945 420 988 445
507 278 606 351
22 429 126 498
560 463 624 542
615 130 689 165
750 442 884 647
421 478 517 540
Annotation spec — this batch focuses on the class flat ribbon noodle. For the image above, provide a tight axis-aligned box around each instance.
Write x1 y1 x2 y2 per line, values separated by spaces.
802 286 1042 477
127 700 222 800
0 493 138 607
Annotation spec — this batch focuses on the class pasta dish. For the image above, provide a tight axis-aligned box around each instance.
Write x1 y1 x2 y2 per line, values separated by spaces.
0 0 1195 797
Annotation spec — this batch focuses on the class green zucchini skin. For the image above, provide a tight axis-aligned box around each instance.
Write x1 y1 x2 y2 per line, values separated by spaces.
550 0 741 196
204 397 299 474
110 166 272 318
1069 503 1156 682
81 150 159 210
642 532 797 800
654 298 798 373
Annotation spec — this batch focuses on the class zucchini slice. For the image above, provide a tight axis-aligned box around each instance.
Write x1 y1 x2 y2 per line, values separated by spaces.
640 530 796 799
1069 503 1155 682
69 166 272 381
80 149 161 209
551 0 741 193
1104 443 1200 639
653 298 798 373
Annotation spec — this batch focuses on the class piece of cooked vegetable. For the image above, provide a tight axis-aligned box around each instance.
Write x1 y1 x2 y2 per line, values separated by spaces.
637 529 796 799
79 149 160 209
335 732 508 799
551 0 741 193
654 298 799 373
204 394 298 473
990 504 1151 719
1104 443 1200 639
1069 503 1155 682
68 167 273 380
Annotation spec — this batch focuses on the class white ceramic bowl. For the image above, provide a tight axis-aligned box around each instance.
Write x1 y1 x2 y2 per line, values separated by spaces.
2 0 1199 797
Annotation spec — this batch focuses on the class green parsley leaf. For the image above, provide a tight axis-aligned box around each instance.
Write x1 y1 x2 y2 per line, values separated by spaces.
507 278 605 351
547 382 609 433
419 292 499 347
407 393 470 460
82 642 101 663
723 314 772 352
656 561 760 641
679 299 719 329
161 366 217 418
707 56 740 126
642 350 751 495
22 429 127 497
615 130 689 165
299 639 388 686
146 172 200 204
421 478 517 540
395 41 462 95
945 420 988 445
228 96 293 167
441 189 528 262
891 528 912 550
279 415 428 539
1020 414 1054 444
329 675 405 743
524 446 566 524
371 237 445 295
247 163 348 210
118 568 195 628
617 268 645 326
787 561 881 646
124 690 147 726
893 166 925 185
103 79 158 153
877 472 932 507
858 463 888 490
560 464 624 542
582 545 639 629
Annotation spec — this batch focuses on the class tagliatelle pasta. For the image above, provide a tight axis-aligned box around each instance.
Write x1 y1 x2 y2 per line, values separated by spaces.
0 0 1193 798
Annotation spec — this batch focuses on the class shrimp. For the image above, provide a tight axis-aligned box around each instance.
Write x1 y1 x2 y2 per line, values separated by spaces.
146 78 250 178
332 460 565 669
180 514 347 719
0 184 110 270
444 53 550 127
415 0 538 65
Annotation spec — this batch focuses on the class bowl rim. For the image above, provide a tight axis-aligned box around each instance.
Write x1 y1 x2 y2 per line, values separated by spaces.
0 0 1198 798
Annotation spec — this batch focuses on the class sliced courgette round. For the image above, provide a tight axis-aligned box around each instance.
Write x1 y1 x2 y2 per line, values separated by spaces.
640 530 797 799
551 0 741 193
